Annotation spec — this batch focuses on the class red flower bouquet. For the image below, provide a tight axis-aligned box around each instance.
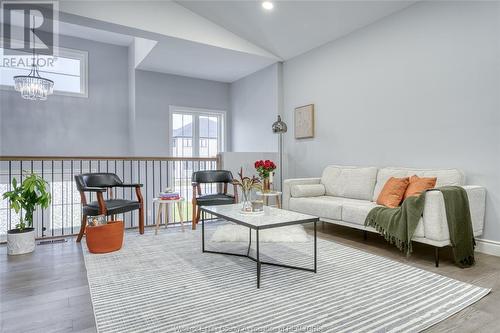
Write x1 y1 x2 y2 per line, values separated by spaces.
254 160 276 179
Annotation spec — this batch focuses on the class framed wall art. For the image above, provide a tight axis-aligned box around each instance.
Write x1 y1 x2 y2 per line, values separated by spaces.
294 104 314 139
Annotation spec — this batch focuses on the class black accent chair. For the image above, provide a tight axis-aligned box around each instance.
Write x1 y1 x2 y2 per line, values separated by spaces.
74 173 144 242
191 170 238 230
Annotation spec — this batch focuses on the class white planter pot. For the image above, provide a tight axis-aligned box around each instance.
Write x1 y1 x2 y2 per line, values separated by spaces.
7 228 35 255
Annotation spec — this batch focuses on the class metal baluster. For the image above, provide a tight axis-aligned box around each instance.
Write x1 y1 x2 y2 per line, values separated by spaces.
89 160 93 203
79 160 83 230
120 160 124 222
51 160 54 236
145 160 148 226
130 160 133 228
41 161 45 236
61 160 64 236
8 161 11 230
105 160 109 201
71 160 74 235
185 160 190 224
159 160 163 194
152 160 155 226
19 160 23 223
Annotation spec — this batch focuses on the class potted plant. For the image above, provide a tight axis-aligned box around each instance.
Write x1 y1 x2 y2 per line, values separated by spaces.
3 171 51 255
233 168 261 212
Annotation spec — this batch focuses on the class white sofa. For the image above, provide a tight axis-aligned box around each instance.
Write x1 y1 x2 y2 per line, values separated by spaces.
283 166 486 265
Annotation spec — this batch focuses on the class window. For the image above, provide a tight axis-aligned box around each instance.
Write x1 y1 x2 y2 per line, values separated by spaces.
170 106 226 158
0 44 88 97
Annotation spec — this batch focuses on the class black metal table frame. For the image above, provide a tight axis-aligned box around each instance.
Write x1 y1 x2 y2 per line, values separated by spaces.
201 209 318 289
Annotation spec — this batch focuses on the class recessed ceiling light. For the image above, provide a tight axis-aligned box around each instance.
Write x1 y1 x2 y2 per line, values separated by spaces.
262 1 274 10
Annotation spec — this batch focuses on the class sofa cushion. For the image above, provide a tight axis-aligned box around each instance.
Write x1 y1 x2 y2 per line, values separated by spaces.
404 175 437 199
320 165 378 200
376 177 409 208
342 201 381 226
291 184 326 198
340 199 426 237
288 196 342 220
372 167 465 201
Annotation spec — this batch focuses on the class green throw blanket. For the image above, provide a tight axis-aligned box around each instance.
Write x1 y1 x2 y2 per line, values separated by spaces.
365 186 475 268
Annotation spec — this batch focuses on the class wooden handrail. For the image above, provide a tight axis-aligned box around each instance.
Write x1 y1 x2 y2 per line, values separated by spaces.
0 156 218 161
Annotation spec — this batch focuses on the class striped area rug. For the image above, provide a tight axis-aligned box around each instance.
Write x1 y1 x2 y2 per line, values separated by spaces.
82 225 490 333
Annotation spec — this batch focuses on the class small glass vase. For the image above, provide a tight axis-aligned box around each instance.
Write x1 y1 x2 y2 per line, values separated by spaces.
241 189 253 212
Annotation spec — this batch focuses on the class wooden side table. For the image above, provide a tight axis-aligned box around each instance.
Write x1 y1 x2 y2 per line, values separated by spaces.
255 191 282 208
153 197 185 234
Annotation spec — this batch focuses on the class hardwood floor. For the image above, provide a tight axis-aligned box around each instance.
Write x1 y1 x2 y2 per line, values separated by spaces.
1 223 499 332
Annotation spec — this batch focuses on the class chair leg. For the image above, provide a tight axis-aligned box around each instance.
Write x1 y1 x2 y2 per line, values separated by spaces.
192 206 200 230
435 247 440 267
139 205 145 235
76 214 87 242
192 201 197 230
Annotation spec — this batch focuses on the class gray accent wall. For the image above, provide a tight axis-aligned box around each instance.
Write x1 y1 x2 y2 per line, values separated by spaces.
134 70 230 156
0 35 130 156
230 63 280 152
282 1 500 241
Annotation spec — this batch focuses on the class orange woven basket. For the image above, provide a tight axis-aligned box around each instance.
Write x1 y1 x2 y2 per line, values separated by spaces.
86 221 124 254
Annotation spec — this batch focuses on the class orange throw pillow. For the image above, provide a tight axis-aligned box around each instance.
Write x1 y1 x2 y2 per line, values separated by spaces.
404 175 437 199
376 177 410 208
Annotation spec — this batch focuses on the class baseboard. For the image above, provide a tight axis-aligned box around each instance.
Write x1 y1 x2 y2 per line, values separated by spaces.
475 238 500 257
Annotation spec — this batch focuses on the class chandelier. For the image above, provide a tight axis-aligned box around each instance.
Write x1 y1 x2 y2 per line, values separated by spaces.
13 16 54 100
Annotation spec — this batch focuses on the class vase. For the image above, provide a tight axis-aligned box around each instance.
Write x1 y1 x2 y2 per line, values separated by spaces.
241 189 253 212
263 177 271 192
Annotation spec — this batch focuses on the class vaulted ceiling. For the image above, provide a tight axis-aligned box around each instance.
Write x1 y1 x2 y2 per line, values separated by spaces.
55 1 417 82
178 1 416 60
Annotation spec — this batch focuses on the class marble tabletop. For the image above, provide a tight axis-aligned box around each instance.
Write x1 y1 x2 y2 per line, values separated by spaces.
200 204 319 230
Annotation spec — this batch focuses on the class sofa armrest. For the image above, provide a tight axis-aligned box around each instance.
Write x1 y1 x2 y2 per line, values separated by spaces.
283 178 321 209
422 185 486 242
462 185 486 235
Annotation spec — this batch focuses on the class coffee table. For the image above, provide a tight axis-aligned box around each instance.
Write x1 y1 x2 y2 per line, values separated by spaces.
200 204 319 288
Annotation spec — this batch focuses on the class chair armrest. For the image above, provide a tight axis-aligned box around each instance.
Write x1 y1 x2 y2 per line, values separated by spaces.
82 186 107 192
283 177 321 209
116 183 143 188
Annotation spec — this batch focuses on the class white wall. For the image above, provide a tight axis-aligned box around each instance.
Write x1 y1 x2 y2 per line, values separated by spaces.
0 35 130 156
0 40 232 157
134 70 231 156
230 63 281 152
282 1 500 241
